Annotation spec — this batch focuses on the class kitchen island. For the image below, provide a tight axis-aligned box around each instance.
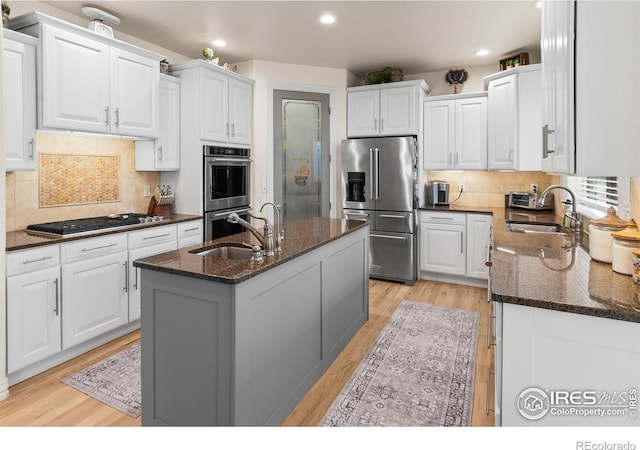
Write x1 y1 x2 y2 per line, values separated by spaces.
133 216 369 426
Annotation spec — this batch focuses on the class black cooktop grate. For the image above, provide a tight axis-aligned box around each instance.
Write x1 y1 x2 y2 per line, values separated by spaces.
26 213 150 236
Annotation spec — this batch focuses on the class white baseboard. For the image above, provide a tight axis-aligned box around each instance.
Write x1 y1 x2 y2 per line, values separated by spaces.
419 271 488 288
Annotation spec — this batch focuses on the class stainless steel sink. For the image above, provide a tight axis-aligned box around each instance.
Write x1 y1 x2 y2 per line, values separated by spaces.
190 244 254 260
505 222 567 234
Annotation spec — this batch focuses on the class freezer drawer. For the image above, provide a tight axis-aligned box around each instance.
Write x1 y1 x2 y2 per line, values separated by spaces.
343 209 373 223
369 231 415 283
375 210 414 233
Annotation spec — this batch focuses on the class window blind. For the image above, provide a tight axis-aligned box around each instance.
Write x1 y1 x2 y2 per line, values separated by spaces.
580 177 618 207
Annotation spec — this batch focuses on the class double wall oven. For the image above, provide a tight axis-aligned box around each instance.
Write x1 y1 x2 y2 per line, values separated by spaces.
203 145 252 241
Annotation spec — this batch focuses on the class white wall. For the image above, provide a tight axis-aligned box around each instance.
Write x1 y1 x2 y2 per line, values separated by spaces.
235 60 349 218
405 63 501 95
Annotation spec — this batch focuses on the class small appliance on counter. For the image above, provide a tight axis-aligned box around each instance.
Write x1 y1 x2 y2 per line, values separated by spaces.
505 191 554 210
426 180 450 206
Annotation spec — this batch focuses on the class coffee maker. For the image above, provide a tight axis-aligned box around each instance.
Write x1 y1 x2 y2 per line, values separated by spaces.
426 180 450 206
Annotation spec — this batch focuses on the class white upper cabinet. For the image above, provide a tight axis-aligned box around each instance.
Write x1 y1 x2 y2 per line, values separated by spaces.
541 0 640 176
11 12 163 139
423 93 487 170
135 74 181 171
193 64 253 145
347 80 430 137
2 29 37 171
485 65 542 171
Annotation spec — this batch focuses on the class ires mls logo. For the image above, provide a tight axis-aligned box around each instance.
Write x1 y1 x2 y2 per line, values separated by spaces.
517 387 638 421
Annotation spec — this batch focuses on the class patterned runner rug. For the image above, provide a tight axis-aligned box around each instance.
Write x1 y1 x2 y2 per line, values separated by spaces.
321 301 479 426
62 342 141 418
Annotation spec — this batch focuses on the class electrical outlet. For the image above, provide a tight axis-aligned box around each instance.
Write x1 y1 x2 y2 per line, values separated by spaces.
143 185 151 197
530 183 538 194
459 183 465 193
262 184 268 194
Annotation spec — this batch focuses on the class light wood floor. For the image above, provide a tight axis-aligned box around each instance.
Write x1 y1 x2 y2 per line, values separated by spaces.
0 279 494 427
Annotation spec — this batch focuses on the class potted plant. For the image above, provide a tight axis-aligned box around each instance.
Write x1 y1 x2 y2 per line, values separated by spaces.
513 56 521 67
506 59 514 69
2 1 10 28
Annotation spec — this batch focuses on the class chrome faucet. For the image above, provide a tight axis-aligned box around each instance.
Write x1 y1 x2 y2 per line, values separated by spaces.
537 184 580 232
260 202 283 252
226 212 275 257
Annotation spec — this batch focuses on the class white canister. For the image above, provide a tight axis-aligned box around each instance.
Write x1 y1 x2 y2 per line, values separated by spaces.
588 207 632 263
611 225 640 275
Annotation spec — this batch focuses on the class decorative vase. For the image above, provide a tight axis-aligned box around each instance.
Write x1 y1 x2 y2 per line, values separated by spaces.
2 13 9 28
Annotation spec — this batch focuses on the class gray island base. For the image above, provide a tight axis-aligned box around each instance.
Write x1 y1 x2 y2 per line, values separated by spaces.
135 218 369 425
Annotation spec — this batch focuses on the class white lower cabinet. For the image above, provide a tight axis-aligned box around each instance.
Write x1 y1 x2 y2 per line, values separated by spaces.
61 234 128 349
127 224 178 322
177 219 203 248
419 210 492 282
499 302 640 426
6 245 61 373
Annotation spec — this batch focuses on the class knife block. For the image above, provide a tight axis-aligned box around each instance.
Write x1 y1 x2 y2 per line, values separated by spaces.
147 196 172 216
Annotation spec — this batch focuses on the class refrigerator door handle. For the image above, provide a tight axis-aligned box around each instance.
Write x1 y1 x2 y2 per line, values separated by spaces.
369 148 375 200
374 147 380 200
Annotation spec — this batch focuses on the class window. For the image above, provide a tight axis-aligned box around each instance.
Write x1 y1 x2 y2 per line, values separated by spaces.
566 176 629 219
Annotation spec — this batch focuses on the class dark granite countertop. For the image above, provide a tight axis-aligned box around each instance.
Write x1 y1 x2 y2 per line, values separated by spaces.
421 204 640 324
6 214 202 252
133 216 369 284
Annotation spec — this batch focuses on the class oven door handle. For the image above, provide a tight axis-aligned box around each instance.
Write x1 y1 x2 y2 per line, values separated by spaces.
207 157 252 163
211 208 252 218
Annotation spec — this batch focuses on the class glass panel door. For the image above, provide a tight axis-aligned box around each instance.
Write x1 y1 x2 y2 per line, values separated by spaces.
273 90 330 221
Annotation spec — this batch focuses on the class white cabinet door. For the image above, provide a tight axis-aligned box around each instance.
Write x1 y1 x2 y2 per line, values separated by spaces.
423 99 454 170
110 47 160 138
455 96 488 170
156 75 181 169
6 266 61 373
466 214 492 280
347 89 380 137
501 303 640 426
228 77 252 145
3 32 37 171
128 241 177 322
61 252 128 349
379 85 415 136
200 68 228 142
487 75 516 170
41 24 110 134
419 222 466 276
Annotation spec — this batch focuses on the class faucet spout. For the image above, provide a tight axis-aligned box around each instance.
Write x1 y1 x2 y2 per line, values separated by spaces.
537 184 581 232
227 212 276 257
260 202 283 252
227 213 265 246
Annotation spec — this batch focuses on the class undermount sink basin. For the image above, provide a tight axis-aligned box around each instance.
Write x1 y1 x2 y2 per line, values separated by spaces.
190 244 254 260
505 222 567 234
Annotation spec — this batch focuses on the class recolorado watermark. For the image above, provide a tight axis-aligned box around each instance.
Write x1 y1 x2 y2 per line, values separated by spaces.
517 387 638 421
576 442 636 450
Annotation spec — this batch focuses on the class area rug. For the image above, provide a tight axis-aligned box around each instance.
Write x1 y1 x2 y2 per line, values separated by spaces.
320 301 479 427
62 342 141 418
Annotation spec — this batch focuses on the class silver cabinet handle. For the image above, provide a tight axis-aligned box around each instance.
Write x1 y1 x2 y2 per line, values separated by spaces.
455 152 459 167
53 278 59 316
509 149 513 162
184 227 200 232
143 233 172 240
81 243 118 252
22 255 53 264
374 118 378 131
28 139 35 160
487 313 496 348
158 145 163 162
448 152 452 166
460 231 464 253
134 267 138 290
123 261 128 293
485 244 493 267
380 117 384 131
430 216 453 221
226 123 229 136
104 106 109 125
542 124 556 157
486 367 495 415
231 123 235 137
115 108 120 127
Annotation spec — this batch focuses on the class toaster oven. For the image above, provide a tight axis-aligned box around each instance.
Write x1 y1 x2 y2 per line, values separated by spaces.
506 192 554 210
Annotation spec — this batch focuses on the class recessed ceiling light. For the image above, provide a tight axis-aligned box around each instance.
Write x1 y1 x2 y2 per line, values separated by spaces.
474 49 490 56
212 39 227 47
320 14 335 24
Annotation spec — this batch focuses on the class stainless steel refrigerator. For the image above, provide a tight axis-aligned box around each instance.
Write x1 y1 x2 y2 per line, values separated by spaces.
341 136 418 285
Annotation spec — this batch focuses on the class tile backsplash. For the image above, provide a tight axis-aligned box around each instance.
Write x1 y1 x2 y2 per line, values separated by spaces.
5 133 160 232
426 171 561 207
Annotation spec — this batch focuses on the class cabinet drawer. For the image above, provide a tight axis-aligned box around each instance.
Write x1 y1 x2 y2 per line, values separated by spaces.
128 224 177 249
61 234 127 264
419 210 465 225
6 245 60 277
375 211 414 233
177 220 203 239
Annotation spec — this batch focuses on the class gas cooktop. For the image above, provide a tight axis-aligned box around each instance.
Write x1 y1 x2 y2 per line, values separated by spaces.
26 213 168 237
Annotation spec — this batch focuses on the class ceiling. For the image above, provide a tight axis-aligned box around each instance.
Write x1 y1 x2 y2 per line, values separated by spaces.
42 1 542 78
